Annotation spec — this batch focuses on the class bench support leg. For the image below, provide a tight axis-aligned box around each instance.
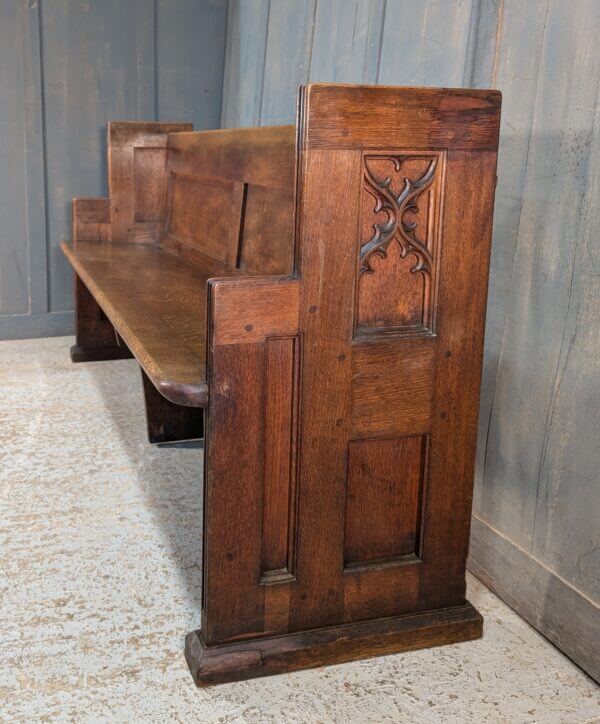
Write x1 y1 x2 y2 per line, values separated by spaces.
141 368 204 444
70 273 133 363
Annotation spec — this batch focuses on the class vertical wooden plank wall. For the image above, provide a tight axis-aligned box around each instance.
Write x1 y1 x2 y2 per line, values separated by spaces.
221 0 600 681
0 0 227 339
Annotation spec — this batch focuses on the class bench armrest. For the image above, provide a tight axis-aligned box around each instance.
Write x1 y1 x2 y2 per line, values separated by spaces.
208 275 299 348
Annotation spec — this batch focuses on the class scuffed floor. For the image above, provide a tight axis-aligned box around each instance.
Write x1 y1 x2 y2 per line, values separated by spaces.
0 336 598 723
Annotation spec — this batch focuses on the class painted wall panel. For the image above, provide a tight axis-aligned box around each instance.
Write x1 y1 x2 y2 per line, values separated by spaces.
259 0 317 125
309 0 384 84
220 0 270 128
0 1 29 315
377 0 476 86
473 0 549 518
156 0 227 125
478 0 600 544
40 0 152 313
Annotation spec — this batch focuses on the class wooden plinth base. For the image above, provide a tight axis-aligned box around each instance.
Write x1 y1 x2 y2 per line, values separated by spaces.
185 602 483 686
70 344 133 363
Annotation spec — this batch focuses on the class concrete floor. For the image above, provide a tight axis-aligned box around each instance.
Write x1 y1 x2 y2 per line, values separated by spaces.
0 336 598 723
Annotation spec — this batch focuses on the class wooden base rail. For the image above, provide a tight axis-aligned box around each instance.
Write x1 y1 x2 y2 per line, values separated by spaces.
61 83 501 684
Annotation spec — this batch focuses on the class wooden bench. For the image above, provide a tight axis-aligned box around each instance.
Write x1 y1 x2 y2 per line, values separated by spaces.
61 83 501 685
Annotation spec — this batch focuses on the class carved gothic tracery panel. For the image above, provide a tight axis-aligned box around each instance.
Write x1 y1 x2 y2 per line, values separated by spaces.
356 152 444 336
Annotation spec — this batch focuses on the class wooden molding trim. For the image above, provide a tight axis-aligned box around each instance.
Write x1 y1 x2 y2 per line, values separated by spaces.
185 602 483 686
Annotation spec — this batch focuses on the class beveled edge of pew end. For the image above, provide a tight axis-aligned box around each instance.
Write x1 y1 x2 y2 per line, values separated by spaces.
155 378 209 408
184 602 483 686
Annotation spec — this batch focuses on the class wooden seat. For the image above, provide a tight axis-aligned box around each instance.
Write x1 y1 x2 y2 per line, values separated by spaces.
63 120 296 410
61 84 501 686
61 240 226 406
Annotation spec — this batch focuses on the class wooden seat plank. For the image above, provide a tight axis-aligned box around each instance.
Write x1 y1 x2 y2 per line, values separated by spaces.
61 240 229 406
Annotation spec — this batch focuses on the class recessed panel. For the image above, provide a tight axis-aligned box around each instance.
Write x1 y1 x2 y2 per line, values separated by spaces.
134 147 167 222
344 436 427 568
356 152 444 336
167 172 243 267
351 337 435 438
261 335 301 583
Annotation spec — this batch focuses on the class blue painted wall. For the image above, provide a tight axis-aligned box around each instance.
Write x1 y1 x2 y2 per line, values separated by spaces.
0 0 227 339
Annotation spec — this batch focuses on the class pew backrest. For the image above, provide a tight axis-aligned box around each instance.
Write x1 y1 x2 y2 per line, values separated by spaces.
103 122 297 277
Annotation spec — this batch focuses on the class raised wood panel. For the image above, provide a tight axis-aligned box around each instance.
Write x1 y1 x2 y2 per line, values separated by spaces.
109 122 193 244
344 436 426 568
351 337 435 438
357 152 444 335
167 173 243 267
261 335 301 582
204 276 302 642
342 561 421 623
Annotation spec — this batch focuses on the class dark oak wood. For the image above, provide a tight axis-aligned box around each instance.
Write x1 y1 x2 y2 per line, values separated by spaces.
300 84 501 151
70 272 133 363
61 85 501 684
162 126 295 276
72 198 110 242
141 368 203 444
70 197 132 363
185 603 483 686
62 240 213 407
108 121 192 244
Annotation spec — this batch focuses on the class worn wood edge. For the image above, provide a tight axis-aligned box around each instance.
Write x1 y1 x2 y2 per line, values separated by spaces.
169 124 294 141
141 368 204 443
303 81 501 96
185 602 483 686
72 197 110 220
108 121 193 146
468 516 600 683
69 344 133 363
299 83 502 150
60 241 208 408
155 379 208 408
